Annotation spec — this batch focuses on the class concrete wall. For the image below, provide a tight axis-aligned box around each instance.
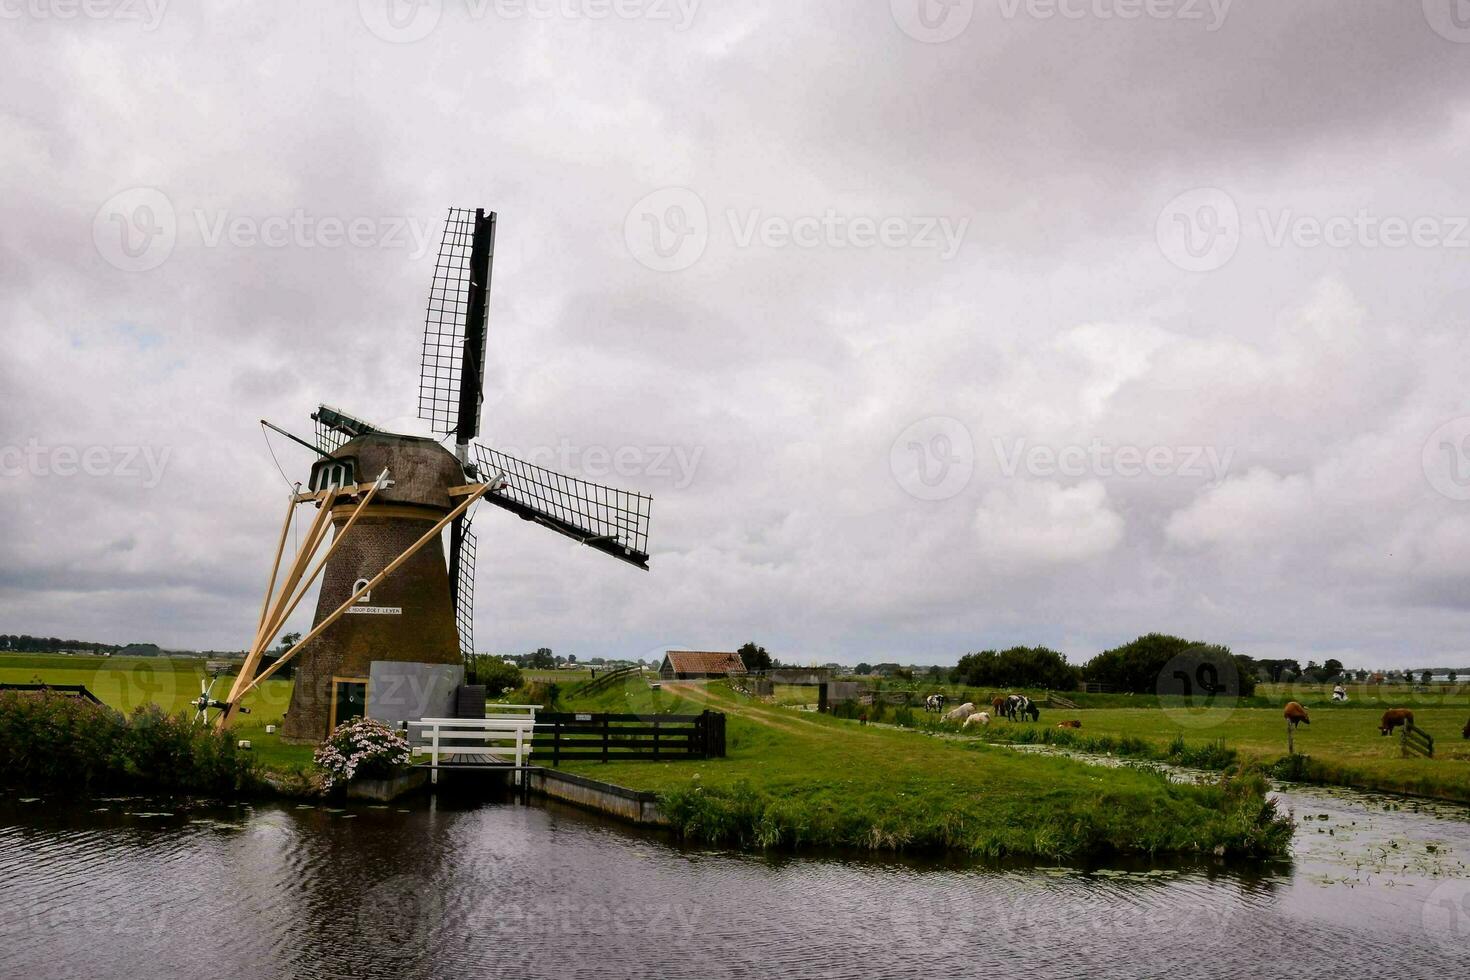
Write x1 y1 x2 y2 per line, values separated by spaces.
526 769 666 825
367 661 464 731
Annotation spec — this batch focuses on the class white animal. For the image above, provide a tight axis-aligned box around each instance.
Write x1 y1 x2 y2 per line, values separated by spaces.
963 711 990 728
942 701 976 723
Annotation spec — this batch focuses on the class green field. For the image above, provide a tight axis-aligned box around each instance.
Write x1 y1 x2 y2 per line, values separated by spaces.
0 652 306 769
552 678 1290 859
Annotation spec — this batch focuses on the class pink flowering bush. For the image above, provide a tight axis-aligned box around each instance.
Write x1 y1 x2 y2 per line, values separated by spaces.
313 717 411 790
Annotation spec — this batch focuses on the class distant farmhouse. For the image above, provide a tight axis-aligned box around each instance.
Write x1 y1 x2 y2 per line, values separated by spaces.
659 651 747 680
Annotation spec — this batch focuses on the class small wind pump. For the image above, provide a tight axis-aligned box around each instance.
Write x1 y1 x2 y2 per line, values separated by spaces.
220 208 654 739
191 666 243 725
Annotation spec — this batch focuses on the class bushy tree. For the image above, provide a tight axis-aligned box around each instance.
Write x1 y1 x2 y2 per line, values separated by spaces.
471 657 523 696
737 642 773 673
1081 633 1256 696
952 646 1080 691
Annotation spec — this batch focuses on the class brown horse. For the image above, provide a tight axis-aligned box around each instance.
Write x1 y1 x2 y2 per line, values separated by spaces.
1283 701 1310 728
991 695 1006 716
1379 708 1414 736
1463 717 1469 740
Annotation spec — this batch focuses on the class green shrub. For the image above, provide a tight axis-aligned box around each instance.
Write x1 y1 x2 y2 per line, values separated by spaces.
471 656 524 697
0 691 255 795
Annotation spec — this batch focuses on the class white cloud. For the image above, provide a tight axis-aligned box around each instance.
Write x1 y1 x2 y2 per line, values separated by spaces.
975 480 1124 568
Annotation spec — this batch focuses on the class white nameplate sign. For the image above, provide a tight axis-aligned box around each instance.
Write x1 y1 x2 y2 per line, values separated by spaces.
345 606 403 616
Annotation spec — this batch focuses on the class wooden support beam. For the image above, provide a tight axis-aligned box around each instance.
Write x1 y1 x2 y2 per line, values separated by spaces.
250 471 389 671
230 480 495 706
221 489 339 725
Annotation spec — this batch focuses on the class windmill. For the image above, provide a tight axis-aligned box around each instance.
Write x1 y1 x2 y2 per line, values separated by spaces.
214 208 653 739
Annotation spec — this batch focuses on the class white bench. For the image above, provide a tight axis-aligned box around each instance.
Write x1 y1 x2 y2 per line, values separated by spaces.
408 716 538 785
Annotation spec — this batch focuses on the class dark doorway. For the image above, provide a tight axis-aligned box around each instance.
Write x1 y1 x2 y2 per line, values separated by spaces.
331 677 368 731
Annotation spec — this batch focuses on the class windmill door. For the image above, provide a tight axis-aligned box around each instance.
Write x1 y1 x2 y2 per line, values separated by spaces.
330 676 368 731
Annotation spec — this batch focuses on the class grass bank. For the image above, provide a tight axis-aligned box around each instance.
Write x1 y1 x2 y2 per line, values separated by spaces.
931 703 1470 803
0 690 258 795
554 680 1292 861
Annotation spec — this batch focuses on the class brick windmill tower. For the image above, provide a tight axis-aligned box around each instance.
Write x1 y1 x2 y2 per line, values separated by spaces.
218 208 652 739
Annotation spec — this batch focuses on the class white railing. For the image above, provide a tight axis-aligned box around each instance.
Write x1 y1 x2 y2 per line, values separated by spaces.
408 715 538 785
485 703 540 724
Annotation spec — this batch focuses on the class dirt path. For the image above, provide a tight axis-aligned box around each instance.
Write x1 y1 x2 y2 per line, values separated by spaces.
662 681 892 738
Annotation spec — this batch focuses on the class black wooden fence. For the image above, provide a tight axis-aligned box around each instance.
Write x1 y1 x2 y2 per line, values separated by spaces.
535 710 726 765
1402 722 1434 758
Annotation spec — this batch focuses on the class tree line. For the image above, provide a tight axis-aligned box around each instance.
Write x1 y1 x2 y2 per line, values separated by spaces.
0 635 120 654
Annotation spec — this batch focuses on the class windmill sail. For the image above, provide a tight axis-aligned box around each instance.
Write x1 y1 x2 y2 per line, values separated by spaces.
311 404 378 454
472 443 651 570
450 517 476 663
419 207 495 444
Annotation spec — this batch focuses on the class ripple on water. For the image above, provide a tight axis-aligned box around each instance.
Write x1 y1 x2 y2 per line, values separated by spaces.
1 790 1467 980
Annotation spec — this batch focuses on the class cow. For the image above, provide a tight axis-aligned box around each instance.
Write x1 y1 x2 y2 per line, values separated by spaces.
1056 720 1082 729
1283 701 1310 729
942 701 976 724
1002 694 1040 722
963 711 990 729
924 694 947 713
1379 708 1414 736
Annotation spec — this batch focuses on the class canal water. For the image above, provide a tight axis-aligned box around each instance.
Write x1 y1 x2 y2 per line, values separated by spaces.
1 780 1467 979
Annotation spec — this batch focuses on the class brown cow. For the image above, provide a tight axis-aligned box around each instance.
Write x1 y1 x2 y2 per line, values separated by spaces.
1057 720 1082 729
1379 708 1414 736
1283 701 1310 728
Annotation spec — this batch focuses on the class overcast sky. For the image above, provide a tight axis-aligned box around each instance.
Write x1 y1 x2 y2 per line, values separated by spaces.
4 1 1470 669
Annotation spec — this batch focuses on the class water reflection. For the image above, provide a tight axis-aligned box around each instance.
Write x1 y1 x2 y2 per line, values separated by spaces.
0 784 1466 980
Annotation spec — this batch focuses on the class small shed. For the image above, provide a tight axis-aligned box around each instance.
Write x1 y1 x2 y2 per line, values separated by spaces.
659 651 747 680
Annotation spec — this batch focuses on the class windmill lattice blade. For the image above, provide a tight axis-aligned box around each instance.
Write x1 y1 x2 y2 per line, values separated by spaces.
312 404 377 453
453 519 476 663
419 208 491 438
472 443 652 569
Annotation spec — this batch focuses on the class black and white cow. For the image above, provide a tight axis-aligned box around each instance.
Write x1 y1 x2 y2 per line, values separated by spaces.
1002 694 1040 722
924 693 947 713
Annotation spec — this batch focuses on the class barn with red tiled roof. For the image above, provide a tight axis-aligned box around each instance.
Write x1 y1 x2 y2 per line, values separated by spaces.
658 651 747 680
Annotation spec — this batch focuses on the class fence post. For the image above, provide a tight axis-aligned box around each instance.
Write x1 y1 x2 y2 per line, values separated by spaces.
601 716 609 763
552 717 561 768
653 718 661 760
